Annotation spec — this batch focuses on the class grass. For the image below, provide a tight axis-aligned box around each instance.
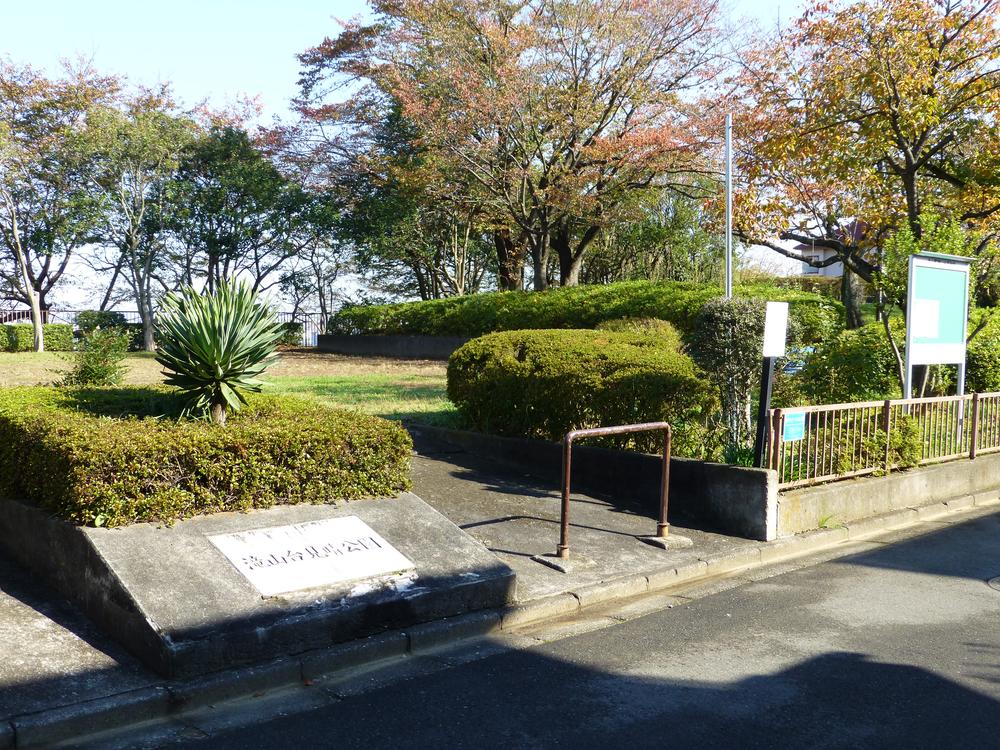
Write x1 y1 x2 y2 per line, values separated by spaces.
267 375 460 426
0 349 458 427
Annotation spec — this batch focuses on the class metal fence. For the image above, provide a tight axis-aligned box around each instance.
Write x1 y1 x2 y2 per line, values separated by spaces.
767 392 1000 489
1 309 326 347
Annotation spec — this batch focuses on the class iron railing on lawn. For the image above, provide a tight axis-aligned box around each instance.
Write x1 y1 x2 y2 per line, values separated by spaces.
767 392 1000 489
1 309 326 347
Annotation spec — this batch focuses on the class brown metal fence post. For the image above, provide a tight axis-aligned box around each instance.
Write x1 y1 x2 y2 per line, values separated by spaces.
882 400 892 475
769 409 784 473
657 427 672 538
557 434 573 558
971 392 981 460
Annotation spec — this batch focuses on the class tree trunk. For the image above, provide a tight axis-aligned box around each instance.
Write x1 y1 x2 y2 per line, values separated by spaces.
210 398 227 426
493 230 524 291
142 294 156 351
841 269 865 329
530 231 549 291
7 211 44 352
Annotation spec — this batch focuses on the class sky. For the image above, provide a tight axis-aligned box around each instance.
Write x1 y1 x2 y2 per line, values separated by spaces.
0 0 801 307
0 0 794 125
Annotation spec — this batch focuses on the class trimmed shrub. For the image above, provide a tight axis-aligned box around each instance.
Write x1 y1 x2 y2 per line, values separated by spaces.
688 298 768 449
447 329 717 457
60 328 132 387
0 387 413 527
5 323 74 352
968 314 1000 393
76 310 129 334
328 280 843 345
0 326 8 352
593 317 685 350
797 321 903 403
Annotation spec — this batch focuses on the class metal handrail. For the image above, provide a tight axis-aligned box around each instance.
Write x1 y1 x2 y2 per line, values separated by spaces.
557 422 671 559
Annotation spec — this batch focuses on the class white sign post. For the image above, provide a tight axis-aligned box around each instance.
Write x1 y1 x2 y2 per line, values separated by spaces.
209 516 416 597
755 301 790 467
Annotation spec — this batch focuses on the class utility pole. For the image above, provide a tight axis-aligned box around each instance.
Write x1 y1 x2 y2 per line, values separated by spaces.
724 113 733 299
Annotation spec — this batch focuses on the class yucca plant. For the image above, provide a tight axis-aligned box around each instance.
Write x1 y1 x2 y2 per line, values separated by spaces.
156 280 284 425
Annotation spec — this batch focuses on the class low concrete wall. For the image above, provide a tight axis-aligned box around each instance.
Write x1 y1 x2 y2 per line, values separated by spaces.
778 452 1000 535
409 425 778 541
317 334 470 360
0 494 515 678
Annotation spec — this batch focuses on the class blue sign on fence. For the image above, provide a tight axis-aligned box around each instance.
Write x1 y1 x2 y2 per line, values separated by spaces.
783 412 806 442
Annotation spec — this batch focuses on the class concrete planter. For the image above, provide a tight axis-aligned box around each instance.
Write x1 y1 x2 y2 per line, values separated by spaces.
0 494 514 678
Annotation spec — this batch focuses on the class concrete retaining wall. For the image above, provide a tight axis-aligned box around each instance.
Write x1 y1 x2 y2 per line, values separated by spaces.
409 425 778 541
0 494 515 678
317 334 470 360
778 452 1000 535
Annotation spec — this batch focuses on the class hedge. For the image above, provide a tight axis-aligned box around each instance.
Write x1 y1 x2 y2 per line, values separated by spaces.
447 329 719 457
76 310 129 333
328 280 844 345
967 313 1000 392
0 326 8 352
0 387 413 527
280 321 304 346
5 323 74 352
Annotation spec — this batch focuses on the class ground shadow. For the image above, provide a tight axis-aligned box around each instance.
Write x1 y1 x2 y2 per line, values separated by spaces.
186 648 1000 749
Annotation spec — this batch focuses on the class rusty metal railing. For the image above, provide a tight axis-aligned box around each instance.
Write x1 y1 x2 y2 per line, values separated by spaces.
767 392 1000 489
557 422 671 559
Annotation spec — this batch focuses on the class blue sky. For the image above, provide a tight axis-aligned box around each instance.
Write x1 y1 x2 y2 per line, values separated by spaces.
1 0 795 124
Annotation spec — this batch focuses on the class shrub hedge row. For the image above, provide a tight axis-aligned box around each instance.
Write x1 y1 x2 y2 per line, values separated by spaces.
3 324 74 352
328 281 844 345
447 329 719 457
0 387 413 527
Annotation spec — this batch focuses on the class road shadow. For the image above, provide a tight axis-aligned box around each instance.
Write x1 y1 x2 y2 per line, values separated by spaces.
190 648 1000 749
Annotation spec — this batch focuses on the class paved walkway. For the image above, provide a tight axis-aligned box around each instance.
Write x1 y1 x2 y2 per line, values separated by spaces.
409 430 755 601
0 435 749 724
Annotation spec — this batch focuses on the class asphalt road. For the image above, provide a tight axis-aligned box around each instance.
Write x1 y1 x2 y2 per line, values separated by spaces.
163 510 1000 750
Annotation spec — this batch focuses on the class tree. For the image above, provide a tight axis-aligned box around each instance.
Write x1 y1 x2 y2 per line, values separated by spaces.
0 63 111 351
581 186 724 285
166 126 314 295
297 0 722 290
737 0 1000 288
86 88 197 350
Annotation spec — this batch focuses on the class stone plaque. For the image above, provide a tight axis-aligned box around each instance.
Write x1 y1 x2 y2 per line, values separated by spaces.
208 516 416 597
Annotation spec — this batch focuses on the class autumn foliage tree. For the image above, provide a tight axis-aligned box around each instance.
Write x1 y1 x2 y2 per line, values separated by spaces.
736 0 1000 291
297 0 722 289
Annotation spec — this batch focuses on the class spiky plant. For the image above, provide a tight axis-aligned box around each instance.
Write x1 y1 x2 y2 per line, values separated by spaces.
156 280 284 425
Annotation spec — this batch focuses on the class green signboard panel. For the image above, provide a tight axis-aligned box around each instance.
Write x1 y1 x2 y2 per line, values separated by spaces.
911 265 967 346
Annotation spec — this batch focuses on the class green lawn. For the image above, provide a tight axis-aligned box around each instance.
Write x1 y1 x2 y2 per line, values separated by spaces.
0 350 459 427
265 374 461 427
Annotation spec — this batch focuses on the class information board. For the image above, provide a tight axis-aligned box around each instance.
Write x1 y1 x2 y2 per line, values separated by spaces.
904 253 972 397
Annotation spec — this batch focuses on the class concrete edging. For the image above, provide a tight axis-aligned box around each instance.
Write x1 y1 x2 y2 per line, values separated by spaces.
317 334 469 360
8 491 997 747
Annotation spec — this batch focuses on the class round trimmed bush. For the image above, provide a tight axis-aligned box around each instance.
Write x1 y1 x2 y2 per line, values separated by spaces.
594 317 684 350
447 329 718 457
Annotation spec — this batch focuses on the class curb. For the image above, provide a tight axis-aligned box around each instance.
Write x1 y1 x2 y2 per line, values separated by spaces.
5 494 999 748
